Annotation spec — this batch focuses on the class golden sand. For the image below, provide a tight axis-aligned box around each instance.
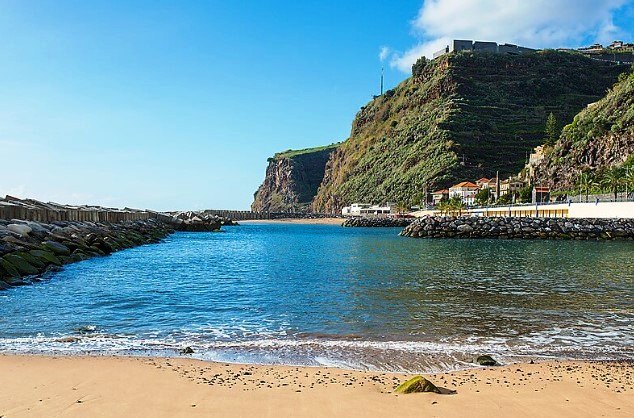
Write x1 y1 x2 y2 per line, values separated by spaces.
0 356 631 417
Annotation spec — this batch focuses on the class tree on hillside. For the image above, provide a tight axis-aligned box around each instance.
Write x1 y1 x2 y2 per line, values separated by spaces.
544 112 559 147
577 171 597 202
411 56 429 77
518 185 532 203
601 167 625 200
448 195 466 215
496 193 513 205
474 187 492 206
625 166 634 200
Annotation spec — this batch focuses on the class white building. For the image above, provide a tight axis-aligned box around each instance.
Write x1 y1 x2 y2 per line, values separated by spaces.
342 203 394 216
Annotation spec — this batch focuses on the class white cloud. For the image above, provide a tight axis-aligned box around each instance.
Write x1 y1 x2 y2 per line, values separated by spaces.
379 46 391 62
390 0 632 72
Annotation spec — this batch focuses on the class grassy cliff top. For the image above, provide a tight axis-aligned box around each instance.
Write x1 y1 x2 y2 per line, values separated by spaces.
273 143 340 159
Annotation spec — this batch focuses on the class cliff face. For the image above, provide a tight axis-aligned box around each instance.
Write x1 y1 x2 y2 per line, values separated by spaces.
532 71 634 189
311 51 626 212
251 145 337 212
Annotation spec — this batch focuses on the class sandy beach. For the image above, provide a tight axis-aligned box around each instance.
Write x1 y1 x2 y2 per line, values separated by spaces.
240 218 344 225
0 356 631 417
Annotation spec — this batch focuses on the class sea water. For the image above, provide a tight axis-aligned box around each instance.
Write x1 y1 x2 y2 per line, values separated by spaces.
0 224 632 372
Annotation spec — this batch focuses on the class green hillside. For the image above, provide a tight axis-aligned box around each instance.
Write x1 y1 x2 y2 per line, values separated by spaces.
311 51 626 212
533 67 634 190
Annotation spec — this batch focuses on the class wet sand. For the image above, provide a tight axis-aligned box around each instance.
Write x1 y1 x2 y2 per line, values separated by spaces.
0 355 631 417
240 218 344 225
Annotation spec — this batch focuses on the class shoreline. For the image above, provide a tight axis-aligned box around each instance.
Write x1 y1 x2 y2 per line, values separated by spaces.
240 217 344 225
0 355 631 417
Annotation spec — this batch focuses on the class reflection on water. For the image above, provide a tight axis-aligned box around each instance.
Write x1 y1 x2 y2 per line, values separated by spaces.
0 224 632 372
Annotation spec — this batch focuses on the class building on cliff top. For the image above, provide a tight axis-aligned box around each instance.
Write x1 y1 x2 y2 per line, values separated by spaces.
433 39 536 59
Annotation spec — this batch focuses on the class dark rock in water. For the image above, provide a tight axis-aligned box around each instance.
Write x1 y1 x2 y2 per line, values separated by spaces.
15 251 46 269
29 249 62 266
394 376 441 394
42 241 71 256
0 257 20 278
2 254 39 276
476 355 498 366
181 346 194 354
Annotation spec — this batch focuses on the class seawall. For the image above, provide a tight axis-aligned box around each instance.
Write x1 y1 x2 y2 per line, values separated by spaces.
400 216 634 240
0 218 174 289
342 217 414 227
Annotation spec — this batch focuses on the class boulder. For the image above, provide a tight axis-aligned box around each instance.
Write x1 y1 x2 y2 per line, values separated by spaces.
15 251 46 269
2 254 39 276
7 224 32 237
29 250 62 266
42 241 71 256
0 258 20 278
476 355 498 366
457 224 474 233
394 376 441 394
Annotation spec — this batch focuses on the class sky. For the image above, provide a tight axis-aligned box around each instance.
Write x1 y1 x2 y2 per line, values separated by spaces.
1 1 633 211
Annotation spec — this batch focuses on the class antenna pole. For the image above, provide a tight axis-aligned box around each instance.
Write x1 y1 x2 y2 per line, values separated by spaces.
380 67 384 95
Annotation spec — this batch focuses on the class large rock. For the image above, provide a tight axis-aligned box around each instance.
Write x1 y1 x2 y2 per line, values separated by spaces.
7 224 32 237
29 249 62 266
394 376 441 394
0 258 20 278
476 355 498 366
42 241 71 256
2 254 39 276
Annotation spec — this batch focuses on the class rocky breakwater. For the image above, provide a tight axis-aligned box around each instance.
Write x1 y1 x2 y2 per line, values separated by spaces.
342 217 414 227
0 219 173 289
170 211 238 232
400 216 634 240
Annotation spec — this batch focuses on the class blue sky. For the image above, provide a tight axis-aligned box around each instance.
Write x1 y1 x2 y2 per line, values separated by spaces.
1 1 632 211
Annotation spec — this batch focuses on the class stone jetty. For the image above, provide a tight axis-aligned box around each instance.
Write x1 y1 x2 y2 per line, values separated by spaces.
170 211 238 232
342 217 414 227
0 218 174 289
400 216 634 240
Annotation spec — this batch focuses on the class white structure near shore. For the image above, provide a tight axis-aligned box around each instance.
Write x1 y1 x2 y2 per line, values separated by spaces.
341 203 394 216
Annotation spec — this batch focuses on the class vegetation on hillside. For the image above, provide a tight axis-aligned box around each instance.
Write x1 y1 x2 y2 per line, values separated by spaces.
311 50 626 212
533 66 634 194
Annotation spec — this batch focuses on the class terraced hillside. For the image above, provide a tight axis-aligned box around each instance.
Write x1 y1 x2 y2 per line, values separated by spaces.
311 51 626 212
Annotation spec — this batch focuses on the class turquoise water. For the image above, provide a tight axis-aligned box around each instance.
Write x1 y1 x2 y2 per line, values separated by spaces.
0 224 632 372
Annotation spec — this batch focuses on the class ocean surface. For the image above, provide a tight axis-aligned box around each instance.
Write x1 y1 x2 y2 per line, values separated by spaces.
0 224 632 372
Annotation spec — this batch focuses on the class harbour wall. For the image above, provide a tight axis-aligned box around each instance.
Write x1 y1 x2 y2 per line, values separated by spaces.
400 216 634 240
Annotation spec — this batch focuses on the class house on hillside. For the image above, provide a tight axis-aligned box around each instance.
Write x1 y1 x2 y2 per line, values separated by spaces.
449 181 479 203
500 178 525 196
476 178 491 188
432 189 449 205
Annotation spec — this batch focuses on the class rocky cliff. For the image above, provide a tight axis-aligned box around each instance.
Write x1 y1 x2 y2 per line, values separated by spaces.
311 51 626 212
531 69 634 189
251 145 338 212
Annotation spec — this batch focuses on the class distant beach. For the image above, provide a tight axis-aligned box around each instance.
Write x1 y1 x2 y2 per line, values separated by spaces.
0 356 631 417
240 217 344 225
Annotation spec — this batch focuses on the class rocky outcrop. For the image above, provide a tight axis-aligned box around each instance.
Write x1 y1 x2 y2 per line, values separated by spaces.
532 71 634 190
400 216 634 240
342 217 413 227
252 145 338 213
0 219 173 289
170 211 237 232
